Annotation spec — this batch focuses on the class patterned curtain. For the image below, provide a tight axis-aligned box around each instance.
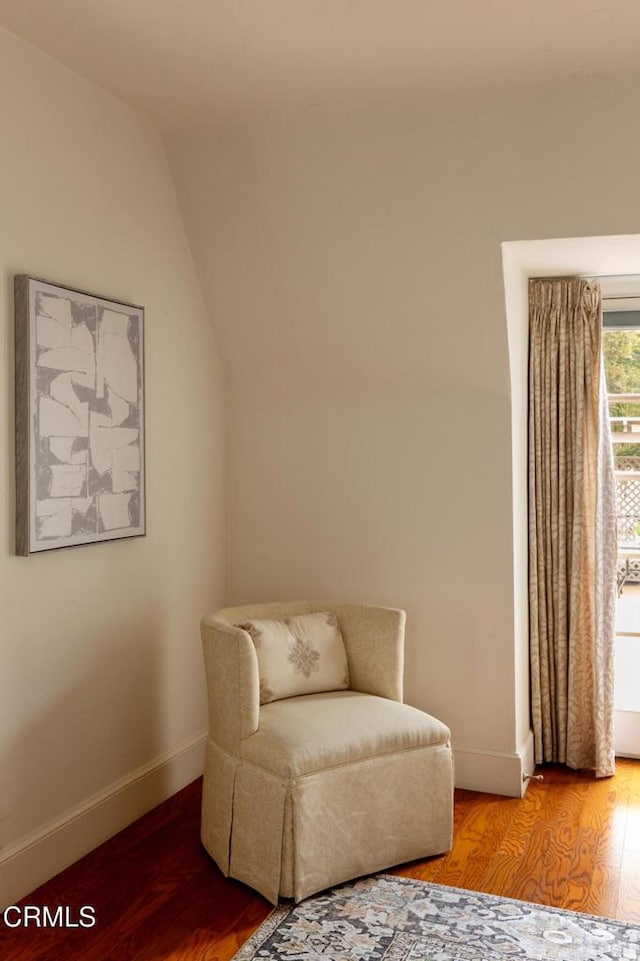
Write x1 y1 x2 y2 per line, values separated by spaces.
529 278 618 778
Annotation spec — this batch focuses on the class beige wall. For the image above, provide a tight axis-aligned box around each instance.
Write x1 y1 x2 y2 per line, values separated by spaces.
0 27 225 878
5 19 639 869
167 74 640 784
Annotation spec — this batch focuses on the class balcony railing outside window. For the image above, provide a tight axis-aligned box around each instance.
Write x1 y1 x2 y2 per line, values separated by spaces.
610 394 640 588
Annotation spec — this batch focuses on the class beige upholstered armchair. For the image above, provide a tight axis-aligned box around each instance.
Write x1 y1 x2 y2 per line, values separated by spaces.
200 601 453 904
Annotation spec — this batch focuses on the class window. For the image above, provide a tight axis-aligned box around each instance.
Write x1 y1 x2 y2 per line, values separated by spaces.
602 277 640 564
601 275 640 755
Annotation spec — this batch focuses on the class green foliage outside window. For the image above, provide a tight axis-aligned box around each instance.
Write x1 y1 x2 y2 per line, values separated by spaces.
603 330 640 458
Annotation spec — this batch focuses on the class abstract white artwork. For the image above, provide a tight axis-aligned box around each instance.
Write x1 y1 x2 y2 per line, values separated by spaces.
15 276 145 554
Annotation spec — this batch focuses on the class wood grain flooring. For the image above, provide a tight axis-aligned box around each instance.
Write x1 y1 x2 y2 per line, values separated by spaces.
2 759 640 960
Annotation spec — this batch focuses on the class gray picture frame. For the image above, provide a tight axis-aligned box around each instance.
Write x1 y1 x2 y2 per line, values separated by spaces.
15 275 146 555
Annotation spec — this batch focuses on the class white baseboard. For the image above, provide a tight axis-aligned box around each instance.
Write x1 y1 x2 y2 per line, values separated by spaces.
453 730 535 798
519 729 536 794
0 731 207 909
615 709 640 759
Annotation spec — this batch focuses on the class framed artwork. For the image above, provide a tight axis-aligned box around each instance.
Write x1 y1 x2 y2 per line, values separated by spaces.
15 276 145 555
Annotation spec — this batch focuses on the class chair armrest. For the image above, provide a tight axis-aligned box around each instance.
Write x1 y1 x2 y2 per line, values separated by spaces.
332 603 405 702
200 615 260 754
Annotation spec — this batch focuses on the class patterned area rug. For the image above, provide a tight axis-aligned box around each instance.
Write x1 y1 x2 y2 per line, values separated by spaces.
232 875 640 960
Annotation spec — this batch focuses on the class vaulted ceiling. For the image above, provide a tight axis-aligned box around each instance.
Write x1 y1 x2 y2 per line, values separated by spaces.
0 0 639 130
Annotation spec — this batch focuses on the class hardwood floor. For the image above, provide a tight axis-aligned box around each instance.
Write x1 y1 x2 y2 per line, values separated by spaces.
394 759 640 922
2 759 640 960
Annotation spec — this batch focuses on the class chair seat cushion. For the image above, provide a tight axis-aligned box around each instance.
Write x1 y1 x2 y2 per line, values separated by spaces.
240 690 450 778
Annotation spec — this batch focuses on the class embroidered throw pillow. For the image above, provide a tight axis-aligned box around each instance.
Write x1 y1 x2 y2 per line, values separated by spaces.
239 611 350 704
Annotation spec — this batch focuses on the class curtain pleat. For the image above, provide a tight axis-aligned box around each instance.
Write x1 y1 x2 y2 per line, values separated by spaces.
529 278 617 777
